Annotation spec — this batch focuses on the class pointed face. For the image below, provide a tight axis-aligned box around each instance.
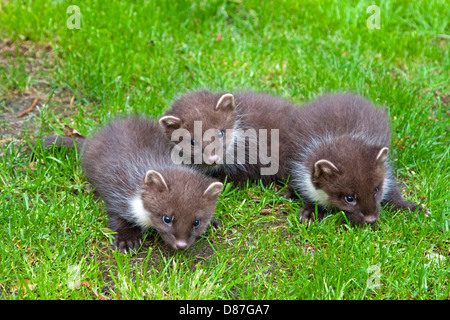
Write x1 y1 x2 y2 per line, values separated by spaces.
159 91 237 169
141 169 223 250
312 147 389 224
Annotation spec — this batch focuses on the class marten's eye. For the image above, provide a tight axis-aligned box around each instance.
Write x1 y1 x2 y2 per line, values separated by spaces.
163 215 172 225
193 219 201 228
217 130 224 138
374 186 380 196
190 139 196 147
344 195 356 204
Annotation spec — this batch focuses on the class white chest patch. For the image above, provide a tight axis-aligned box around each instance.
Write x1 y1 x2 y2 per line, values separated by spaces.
381 168 393 202
129 195 154 230
291 162 331 207
303 177 330 207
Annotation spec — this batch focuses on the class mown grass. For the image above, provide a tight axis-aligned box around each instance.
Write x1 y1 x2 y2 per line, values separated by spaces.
0 0 448 300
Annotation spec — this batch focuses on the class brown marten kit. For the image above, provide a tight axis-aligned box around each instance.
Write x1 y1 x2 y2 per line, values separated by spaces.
288 93 427 225
158 90 296 186
47 117 223 253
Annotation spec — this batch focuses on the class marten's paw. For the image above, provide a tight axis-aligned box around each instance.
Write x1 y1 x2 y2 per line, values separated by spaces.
113 230 143 254
299 203 327 223
418 206 430 218
212 219 221 230
383 196 430 219
410 202 430 218
405 201 430 218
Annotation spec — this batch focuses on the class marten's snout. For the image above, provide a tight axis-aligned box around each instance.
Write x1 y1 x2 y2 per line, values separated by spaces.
363 215 378 224
174 240 188 250
205 154 220 165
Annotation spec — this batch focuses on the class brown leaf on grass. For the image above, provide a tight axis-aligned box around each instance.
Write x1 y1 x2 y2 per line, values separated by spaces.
261 203 289 215
63 124 84 139
274 203 288 212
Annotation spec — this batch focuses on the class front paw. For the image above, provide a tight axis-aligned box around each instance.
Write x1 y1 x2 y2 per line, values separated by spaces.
386 198 430 218
212 219 221 230
113 231 143 254
299 203 327 223
415 204 430 218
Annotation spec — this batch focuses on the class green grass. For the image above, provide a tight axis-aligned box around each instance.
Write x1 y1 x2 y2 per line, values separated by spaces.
0 0 448 300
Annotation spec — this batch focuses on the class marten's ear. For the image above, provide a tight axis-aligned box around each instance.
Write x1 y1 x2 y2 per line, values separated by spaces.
144 170 169 193
215 93 235 111
159 116 182 133
202 182 223 200
314 159 339 178
375 147 389 164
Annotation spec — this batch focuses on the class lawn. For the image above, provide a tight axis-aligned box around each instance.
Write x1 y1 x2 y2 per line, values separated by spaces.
0 0 448 300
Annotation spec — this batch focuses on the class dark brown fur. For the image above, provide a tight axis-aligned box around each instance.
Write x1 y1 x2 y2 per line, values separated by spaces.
159 90 296 186
80 117 223 253
289 93 427 224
